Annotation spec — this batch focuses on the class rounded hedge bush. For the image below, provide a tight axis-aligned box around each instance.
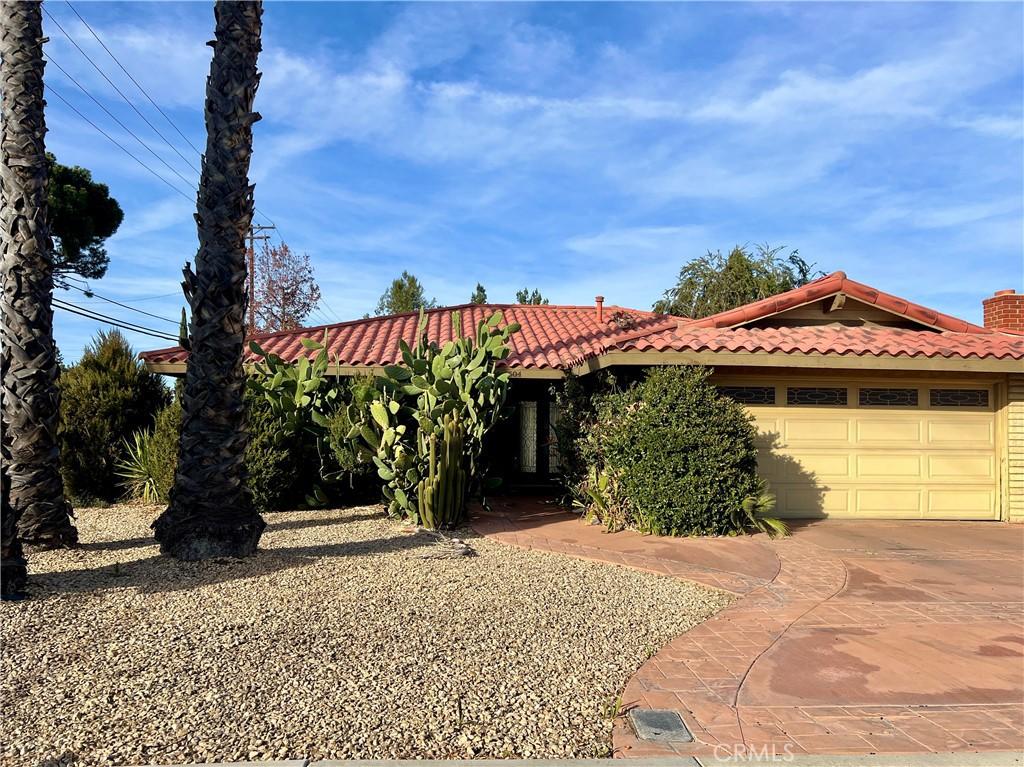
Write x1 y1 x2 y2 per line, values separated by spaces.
579 366 760 536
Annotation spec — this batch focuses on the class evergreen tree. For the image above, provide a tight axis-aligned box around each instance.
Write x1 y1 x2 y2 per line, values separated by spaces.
375 271 438 315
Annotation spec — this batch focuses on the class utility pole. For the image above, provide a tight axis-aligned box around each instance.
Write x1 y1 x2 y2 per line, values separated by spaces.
246 224 274 334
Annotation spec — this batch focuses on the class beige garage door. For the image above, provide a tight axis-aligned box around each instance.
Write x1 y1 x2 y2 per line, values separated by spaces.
728 382 998 520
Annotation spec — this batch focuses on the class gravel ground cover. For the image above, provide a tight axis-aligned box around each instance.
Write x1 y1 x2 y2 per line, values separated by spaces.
1 504 731 765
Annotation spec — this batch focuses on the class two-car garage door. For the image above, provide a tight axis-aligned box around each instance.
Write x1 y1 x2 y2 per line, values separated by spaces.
726 381 998 520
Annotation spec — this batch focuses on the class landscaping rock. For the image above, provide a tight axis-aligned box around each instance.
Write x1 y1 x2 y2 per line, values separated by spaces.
0 504 730 765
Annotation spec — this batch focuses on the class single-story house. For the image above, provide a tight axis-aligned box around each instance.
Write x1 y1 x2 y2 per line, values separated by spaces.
140 272 1024 523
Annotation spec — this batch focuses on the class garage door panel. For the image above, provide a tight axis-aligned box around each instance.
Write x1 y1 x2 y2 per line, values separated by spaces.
856 454 922 479
856 419 922 445
927 454 995 482
928 489 998 520
784 418 850 444
777 487 849 518
927 419 994 447
855 488 924 517
751 416 781 449
768 451 851 481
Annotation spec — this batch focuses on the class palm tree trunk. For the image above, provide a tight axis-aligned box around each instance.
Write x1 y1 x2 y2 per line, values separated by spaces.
153 0 265 560
1 1 77 594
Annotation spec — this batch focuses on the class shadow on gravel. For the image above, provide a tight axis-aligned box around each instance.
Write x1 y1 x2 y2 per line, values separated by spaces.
77 535 154 553
263 509 383 532
28 532 431 597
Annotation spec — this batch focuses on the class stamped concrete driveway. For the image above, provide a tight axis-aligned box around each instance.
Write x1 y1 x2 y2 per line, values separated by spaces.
473 502 1024 758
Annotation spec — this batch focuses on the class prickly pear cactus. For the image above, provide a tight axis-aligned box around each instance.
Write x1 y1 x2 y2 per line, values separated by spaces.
348 309 519 527
248 330 339 433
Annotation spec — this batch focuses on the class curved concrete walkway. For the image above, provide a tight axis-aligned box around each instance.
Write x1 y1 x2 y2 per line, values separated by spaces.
471 499 1024 759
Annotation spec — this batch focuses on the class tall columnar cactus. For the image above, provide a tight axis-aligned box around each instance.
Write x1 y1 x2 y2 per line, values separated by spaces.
349 308 519 528
417 412 467 529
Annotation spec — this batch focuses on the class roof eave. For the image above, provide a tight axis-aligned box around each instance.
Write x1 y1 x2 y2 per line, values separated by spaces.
574 348 1023 375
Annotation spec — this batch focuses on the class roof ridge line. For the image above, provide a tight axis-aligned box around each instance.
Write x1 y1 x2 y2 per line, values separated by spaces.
681 271 992 335
243 302 661 343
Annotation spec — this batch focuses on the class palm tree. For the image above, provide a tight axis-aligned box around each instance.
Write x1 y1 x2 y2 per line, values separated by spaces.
2 0 78 596
153 1 265 559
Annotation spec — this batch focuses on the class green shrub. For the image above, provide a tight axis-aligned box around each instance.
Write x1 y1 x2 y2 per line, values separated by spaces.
115 390 329 513
552 370 615 491
246 332 349 508
117 401 182 503
244 390 327 513
577 366 763 537
60 330 170 503
116 391 331 512
112 364 370 514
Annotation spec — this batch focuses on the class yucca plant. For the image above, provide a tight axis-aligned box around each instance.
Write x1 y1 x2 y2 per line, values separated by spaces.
117 431 161 504
116 403 181 505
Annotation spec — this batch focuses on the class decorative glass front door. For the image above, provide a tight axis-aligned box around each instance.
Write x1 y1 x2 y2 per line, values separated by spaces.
519 401 537 473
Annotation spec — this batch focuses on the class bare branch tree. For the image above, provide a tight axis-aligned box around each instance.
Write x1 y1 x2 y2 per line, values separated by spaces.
252 241 321 332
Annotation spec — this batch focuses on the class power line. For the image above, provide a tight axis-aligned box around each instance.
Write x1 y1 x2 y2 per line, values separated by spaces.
318 296 342 323
43 5 200 174
54 299 180 342
308 307 334 326
44 52 199 191
53 2 296 280
54 297 177 337
75 291 181 303
64 0 205 157
48 34 290 281
47 84 195 203
62 283 180 325
50 3 313 325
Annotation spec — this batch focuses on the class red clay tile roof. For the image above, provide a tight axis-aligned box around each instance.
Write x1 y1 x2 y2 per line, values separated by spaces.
617 325 1024 361
139 303 669 371
140 276 1024 370
689 271 994 334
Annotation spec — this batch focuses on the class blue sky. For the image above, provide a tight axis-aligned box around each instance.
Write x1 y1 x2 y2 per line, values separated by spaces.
43 1 1024 361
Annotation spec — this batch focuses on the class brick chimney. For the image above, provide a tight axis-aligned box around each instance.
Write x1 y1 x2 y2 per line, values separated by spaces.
595 295 604 323
983 289 1024 333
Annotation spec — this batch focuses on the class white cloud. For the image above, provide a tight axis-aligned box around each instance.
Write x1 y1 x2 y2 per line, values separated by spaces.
688 18 1021 139
952 115 1023 140
44 15 210 110
113 195 194 240
860 197 1022 232
566 226 710 259
614 143 846 204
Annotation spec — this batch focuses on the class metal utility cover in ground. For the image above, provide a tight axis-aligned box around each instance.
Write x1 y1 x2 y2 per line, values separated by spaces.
628 708 694 742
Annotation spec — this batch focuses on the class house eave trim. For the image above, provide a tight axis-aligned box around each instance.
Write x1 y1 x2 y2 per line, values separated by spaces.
573 350 1024 375
144 362 564 380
